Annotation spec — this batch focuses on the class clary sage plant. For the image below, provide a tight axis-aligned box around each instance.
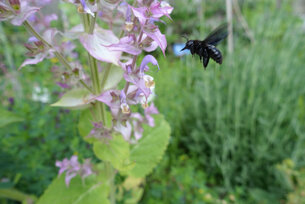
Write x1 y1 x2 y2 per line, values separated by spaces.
1 0 172 203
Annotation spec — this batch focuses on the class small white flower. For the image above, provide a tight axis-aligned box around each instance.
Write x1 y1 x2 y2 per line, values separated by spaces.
143 75 155 89
120 103 130 114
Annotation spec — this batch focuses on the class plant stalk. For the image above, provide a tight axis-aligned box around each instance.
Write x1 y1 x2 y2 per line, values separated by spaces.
83 13 115 203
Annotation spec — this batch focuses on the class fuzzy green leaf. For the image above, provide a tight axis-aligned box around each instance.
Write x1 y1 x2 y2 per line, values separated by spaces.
37 175 109 204
51 88 91 109
78 110 113 144
78 109 95 143
0 109 24 128
128 114 170 177
93 135 133 172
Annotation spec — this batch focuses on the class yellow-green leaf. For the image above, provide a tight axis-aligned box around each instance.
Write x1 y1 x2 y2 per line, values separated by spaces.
93 135 133 172
37 175 109 204
0 109 23 128
128 114 171 178
51 88 91 109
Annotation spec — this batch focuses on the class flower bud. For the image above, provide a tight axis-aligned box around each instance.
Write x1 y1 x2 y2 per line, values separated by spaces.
34 41 44 49
8 0 20 13
62 72 70 80
72 68 80 77
77 5 84 13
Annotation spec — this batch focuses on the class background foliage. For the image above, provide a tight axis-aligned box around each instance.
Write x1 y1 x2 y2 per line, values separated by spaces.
1 0 305 203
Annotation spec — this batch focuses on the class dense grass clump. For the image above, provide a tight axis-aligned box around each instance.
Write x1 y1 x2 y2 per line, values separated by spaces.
149 5 305 202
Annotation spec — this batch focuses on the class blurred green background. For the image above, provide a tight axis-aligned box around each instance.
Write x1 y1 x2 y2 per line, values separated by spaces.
1 0 305 203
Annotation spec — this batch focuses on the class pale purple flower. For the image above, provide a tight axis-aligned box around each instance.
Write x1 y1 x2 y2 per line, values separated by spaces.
19 29 59 70
88 121 112 140
130 1 172 55
80 26 121 65
139 54 160 74
19 41 50 69
28 13 58 31
0 0 40 26
120 55 159 99
140 33 158 52
131 113 144 140
144 102 159 126
123 72 151 98
128 103 158 140
55 155 94 187
144 26 167 55
28 36 38 42
107 36 142 56
130 1 172 26
114 120 132 141
95 90 121 109
56 82 71 89
120 90 130 114
130 6 146 25
81 159 94 178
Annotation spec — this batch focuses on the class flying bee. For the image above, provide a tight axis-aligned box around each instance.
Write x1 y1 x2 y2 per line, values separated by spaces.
181 23 228 69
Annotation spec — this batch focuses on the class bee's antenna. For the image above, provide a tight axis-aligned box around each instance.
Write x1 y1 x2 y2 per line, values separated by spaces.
181 35 189 41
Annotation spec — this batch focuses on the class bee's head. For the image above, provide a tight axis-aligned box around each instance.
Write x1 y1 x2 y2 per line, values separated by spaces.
181 40 194 51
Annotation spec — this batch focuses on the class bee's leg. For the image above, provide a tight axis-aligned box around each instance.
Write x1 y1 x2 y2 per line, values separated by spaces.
199 47 204 61
203 49 210 68
203 56 210 69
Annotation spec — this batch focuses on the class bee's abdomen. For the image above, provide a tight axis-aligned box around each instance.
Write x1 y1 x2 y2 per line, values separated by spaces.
206 44 222 64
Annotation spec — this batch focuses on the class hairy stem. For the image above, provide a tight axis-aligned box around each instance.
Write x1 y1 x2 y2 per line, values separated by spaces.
82 13 115 203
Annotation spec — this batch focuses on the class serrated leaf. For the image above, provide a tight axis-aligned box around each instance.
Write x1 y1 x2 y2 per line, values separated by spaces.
93 135 132 172
37 175 109 204
51 88 91 109
101 65 124 91
0 109 24 128
122 177 143 191
78 110 113 144
124 187 144 204
128 114 170 178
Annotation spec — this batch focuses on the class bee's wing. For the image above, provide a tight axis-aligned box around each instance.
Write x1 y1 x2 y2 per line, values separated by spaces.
203 23 228 46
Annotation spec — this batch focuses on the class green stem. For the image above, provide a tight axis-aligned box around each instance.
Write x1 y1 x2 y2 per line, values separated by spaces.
0 188 37 203
81 11 107 136
23 21 93 93
0 23 14 69
89 12 97 34
83 13 115 202
88 53 105 123
105 162 116 204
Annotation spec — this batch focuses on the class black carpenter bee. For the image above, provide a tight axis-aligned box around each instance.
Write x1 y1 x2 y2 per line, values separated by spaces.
181 23 228 69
